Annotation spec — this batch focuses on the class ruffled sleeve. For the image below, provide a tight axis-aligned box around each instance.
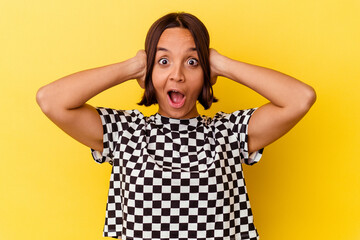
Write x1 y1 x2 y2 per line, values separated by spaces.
222 108 264 165
90 108 142 164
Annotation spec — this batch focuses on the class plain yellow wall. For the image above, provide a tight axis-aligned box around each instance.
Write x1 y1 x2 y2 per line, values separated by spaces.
1 0 359 239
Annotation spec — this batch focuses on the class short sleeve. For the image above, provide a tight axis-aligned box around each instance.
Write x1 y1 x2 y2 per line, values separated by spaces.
222 108 264 165
90 108 143 164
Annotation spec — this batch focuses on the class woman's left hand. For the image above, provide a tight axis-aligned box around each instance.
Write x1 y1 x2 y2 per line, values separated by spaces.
209 48 224 86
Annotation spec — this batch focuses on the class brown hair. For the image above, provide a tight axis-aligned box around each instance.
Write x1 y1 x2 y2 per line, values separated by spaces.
138 12 217 109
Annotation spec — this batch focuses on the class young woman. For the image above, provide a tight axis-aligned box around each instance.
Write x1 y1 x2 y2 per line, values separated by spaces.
37 12 316 240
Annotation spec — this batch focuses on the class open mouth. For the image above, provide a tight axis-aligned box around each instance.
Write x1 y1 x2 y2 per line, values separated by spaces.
167 90 186 108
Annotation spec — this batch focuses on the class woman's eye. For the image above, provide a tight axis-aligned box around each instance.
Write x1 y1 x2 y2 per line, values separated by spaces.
158 58 169 65
187 58 199 66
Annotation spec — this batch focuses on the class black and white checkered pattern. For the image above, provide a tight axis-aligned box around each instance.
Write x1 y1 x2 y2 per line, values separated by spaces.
91 108 263 240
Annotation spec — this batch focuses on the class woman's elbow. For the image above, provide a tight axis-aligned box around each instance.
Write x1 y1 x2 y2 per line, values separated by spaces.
296 85 317 114
36 85 54 115
304 85 316 109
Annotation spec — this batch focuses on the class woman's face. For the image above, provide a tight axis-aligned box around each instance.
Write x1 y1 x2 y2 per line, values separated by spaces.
152 27 204 119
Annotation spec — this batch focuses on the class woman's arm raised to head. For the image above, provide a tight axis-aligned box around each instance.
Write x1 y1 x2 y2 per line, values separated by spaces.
36 50 146 152
210 49 316 153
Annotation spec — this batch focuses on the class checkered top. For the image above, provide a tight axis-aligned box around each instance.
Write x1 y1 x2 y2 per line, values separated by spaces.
91 108 263 240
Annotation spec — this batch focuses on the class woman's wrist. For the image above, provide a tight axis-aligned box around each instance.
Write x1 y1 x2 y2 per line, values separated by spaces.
130 50 147 81
210 49 231 79
113 56 145 84
212 53 247 84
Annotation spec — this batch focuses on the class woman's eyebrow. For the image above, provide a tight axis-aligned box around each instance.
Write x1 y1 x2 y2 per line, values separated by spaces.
156 47 168 52
156 47 197 52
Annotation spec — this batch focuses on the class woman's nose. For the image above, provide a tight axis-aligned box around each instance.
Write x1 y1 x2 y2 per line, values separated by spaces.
169 63 184 82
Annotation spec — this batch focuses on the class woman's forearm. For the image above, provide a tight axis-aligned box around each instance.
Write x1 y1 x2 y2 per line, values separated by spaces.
213 52 316 111
36 54 145 114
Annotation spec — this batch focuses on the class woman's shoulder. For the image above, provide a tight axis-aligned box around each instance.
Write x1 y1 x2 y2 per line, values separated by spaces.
212 108 257 119
96 107 144 117
95 108 147 127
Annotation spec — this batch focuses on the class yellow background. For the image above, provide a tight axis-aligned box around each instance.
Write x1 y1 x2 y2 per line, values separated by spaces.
1 0 359 239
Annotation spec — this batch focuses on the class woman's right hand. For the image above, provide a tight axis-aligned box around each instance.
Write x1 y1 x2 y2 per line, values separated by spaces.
134 50 147 88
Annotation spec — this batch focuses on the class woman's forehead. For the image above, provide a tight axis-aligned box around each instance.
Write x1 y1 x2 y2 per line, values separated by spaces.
157 28 196 51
